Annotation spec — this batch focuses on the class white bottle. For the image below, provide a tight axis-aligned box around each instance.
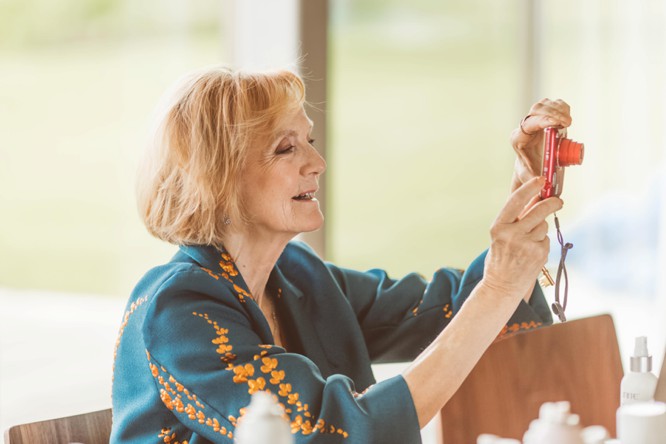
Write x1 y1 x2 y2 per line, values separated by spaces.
523 401 584 444
620 336 658 405
617 401 666 444
234 391 293 444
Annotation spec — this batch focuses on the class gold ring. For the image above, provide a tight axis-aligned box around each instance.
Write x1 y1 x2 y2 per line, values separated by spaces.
519 115 537 136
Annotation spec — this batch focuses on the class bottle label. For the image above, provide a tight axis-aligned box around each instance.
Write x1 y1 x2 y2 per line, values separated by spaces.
621 391 653 405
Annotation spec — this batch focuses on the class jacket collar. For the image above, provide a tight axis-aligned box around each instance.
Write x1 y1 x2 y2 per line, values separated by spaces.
179 244 307 300
178 244 333 376
179 244 255 303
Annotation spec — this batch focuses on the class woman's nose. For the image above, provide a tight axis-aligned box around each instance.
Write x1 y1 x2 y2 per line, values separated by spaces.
303 144 326 176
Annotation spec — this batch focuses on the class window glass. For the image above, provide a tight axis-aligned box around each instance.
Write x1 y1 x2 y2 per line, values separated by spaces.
329 0 524 276
538 0 666 363
0 0 224 429
0 0 224 295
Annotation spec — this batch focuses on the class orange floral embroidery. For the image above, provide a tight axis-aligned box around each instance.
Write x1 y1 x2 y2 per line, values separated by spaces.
279 383 292 396
200 267 219 280
158 426 189 444
219 252 238 277
228 415 238 427
193 312 237 363
498 320 542 339
227 357 349 439
247 377 266 394
232 364 255 383
201 251 255 303
204 417 227 434
260 357 278 373
112 296 148 382
291 415 305 434
253 350 269 360
232 284 252 303
148 352 234 440
194 270 350 440
412 298 424 316
443 303 453 319
214 252 255 303
270 370 285 384
314 418 326 432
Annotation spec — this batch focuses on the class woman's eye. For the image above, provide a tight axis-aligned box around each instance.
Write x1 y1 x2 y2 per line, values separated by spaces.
276 146 294 155
308 138 315 145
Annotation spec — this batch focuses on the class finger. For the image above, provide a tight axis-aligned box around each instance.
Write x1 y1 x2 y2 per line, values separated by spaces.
540 99 572 126
520 113 568 135
552 99 571 115
534 98 571 116
517 197 563 231
524 99 572 129
518 193 542 219
536 236 551 265
511 137 544 182
495 177 545 224
527 220 549 241
537 98 570 112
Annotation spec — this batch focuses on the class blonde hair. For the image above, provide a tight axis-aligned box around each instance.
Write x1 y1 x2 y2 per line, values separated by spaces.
136 67 306 247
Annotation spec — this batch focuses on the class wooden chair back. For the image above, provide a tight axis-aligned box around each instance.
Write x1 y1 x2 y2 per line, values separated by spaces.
655 345 666 403
440 314 623 443
4 408 112 444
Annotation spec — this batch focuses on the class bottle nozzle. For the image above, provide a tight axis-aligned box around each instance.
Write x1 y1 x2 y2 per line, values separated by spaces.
634 336 649 357
630 336 652 372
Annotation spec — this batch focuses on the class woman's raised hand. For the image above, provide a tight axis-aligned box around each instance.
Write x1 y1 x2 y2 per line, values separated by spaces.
483 177 563 301
510 99 572 192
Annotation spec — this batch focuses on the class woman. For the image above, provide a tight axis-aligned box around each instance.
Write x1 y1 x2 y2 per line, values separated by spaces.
111 67 569 443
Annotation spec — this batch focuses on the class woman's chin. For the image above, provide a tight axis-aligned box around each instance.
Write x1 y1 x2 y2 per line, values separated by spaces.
300 214 324 233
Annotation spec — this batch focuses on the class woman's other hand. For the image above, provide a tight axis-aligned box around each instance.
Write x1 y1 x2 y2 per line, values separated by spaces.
404 178 562 427
510 99 572 192
483 177 563 302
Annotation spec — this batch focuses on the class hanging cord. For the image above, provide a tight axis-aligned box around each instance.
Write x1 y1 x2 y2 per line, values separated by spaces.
551 213 573 322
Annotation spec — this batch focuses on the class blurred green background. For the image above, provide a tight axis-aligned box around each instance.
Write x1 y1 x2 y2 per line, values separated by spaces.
329 1 524 276
1 0 664 298
1 0 222 295
0 0 524 296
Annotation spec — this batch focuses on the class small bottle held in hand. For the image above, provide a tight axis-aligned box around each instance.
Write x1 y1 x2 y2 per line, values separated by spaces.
234 391 293 444
621 336 658 406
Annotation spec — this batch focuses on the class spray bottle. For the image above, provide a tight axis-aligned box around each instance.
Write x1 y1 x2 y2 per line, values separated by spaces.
620 336 658 405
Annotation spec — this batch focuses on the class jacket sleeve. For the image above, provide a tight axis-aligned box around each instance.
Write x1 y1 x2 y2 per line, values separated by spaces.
142 268 422 444
326 249 553 363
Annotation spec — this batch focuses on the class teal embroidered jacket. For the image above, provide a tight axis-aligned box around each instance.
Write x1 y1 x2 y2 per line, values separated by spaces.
111 241 552 443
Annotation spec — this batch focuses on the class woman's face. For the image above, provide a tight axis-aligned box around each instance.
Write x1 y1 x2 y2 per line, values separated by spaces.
239 106 326 239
